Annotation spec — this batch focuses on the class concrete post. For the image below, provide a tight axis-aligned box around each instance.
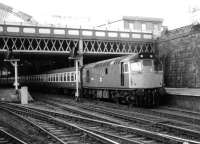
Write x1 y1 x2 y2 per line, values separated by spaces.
14 61 19 90
75 59 79 101
79 39 83 66
4 59 20 91
20 86 28 104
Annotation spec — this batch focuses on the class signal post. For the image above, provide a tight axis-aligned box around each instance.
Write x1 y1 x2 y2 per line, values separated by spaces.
69 39 83 101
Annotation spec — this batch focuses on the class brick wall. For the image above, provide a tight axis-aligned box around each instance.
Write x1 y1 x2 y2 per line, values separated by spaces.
157 24 200 88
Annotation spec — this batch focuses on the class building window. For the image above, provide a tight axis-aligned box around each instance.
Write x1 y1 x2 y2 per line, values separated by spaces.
154 24 159 31
146 23 153 32
142 24 146 32
133 22 142 32
129 23 133 31
124 21 129 29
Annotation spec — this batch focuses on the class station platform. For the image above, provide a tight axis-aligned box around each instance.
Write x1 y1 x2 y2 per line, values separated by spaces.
165 88 200 111
166 88 200 96
0 88 33 103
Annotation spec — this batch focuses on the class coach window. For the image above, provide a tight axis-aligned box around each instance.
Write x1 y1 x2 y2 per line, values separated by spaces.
50 75 52 82
56 74 58 82
64 73 67 82
61 73 64 82
74 73 76 81
57 74 59 82
53 74 55 82
60 73 62 82
58 73 61 82
55 74 57 82
71 73 74 82
67 73 70 82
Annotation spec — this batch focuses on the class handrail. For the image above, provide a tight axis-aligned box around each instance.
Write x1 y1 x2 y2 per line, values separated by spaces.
0 22 153 40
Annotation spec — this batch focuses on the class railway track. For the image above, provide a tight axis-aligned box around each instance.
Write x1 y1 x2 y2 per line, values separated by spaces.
0 105 75 144
34 96 200 144
3 101 200 144
144 106 200 125
43 95 200 126
0 103 120 144
0 127 27 144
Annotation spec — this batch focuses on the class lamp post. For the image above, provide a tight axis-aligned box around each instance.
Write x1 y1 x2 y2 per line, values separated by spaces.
69 56 79 101
4 59 20 90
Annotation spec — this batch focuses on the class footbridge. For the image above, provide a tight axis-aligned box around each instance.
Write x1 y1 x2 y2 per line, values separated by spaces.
0 22 154 56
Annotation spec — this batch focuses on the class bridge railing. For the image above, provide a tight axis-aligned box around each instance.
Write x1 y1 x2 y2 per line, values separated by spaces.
0 21 153 41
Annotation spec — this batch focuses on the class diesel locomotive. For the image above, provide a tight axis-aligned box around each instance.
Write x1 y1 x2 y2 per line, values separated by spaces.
0 53 165 107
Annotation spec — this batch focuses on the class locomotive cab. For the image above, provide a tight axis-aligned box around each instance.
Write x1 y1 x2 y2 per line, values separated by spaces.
128 53 163 89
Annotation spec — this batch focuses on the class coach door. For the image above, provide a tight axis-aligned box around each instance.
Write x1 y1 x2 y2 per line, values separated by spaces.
121 62 124 86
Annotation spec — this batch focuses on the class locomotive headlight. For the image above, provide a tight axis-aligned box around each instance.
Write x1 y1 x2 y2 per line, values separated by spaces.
140 54 143 58
150 54 153 58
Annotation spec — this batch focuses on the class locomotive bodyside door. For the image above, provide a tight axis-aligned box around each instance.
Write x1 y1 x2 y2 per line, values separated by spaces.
120 62 124 86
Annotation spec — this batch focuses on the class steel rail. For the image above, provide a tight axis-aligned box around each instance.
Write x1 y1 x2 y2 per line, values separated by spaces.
0 128 27 144
0 103 119 144
3 102 197 144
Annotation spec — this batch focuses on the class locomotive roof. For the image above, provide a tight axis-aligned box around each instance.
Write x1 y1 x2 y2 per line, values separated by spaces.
85 54 136 68
45 53 155 73
85 53 155 68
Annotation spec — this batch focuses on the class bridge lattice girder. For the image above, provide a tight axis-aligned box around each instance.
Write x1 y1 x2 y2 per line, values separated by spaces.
0 36 154 55
0 23 155 55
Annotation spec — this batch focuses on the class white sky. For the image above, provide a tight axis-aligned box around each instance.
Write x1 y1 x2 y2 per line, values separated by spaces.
0 0 200 29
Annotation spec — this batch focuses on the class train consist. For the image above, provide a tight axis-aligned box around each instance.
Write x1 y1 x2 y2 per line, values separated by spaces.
0 53 165 107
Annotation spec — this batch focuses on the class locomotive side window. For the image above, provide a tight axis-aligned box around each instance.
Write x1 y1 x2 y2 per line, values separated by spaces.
131 62 142 72
121 62 124 86
105 68 108 74
86 70 90 82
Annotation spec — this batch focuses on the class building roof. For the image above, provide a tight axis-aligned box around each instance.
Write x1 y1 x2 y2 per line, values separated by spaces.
123 16 163 23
